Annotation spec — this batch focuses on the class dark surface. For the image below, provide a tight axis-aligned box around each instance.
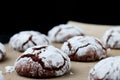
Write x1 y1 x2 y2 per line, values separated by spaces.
1 1 120 43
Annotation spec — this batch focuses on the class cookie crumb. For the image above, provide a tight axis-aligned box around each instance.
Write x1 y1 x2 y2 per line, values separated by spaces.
5 66 15 73
70 72 74 75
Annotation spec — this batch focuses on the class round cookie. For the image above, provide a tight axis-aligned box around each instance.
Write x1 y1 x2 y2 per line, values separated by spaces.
9 31 50 52
61 36 107 61
14 45 71 78
102 27 120 49
48 24 85 42
88 56 120 80
0 42 6 61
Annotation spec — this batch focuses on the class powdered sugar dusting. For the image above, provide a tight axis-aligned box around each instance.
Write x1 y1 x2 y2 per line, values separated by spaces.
15 45 71 77
48 24 85 42
88 56 120 80
70 72 74 75
15 57 34 68
5 66 15 73
23 45 71 68
102 27 120 49
9 30 50 51
61 36 107 61
0 43 6 53
0 71 4 80
0 42 6 60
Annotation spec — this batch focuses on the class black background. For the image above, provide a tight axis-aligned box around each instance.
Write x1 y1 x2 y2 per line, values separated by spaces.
1 1 120 43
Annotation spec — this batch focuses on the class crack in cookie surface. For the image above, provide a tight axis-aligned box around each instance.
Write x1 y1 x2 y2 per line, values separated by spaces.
18 53 67 71
55 28 61 38
62 36 107 61
67 42 72 51
15 45 70 78
0 50 5 61
22 35 37 49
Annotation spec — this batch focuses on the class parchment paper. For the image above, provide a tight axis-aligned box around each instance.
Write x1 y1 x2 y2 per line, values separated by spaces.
0 21 120 80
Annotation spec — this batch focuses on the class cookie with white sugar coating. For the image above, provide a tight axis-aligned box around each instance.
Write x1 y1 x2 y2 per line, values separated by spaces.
9 30 50 52
48 24 85 42
102 27 120 49
14 45 71 78
61 36 107 61
88 56 120 80
0 42 6 61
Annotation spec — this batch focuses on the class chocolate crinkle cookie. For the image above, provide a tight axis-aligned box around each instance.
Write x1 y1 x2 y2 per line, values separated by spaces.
88 56 120 80
48 24 85 42
14 45 71 78
102 27 120 49
9 30 50 52
0 42 6 61
61 36 107 61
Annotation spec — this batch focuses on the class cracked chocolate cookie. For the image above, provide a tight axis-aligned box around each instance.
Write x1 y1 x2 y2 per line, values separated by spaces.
9 31 50 52
88 56 120 80
0 42 6 61
102 27 120 49
14 45 71 78
61 36 107 61
48 24 85 42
